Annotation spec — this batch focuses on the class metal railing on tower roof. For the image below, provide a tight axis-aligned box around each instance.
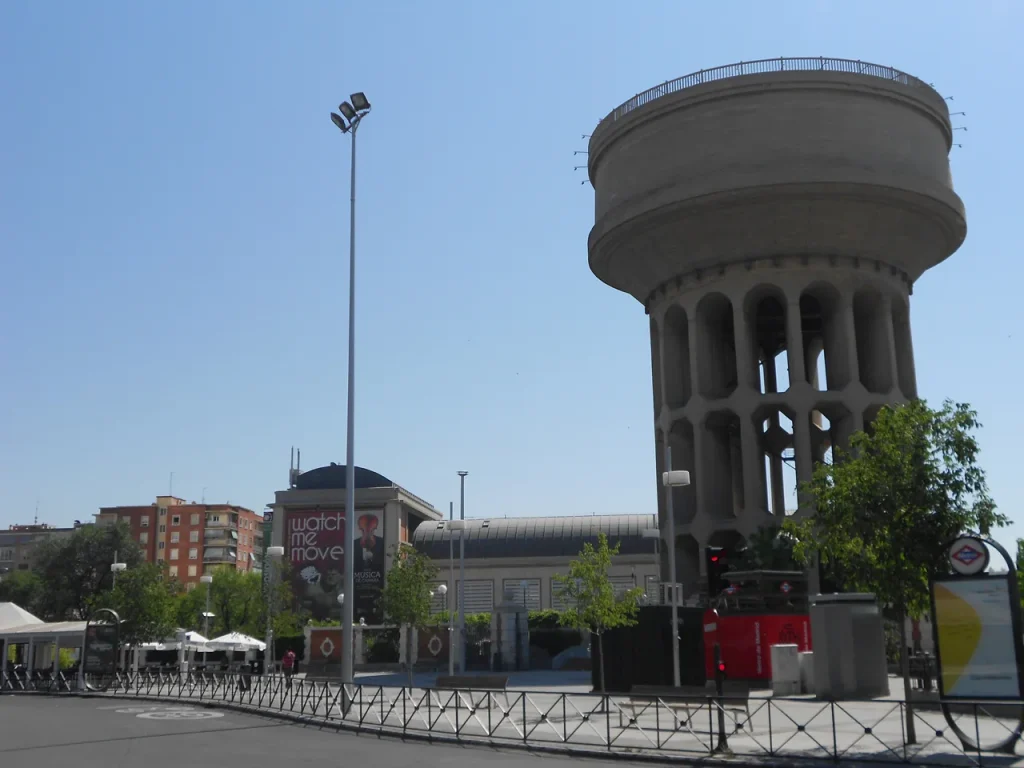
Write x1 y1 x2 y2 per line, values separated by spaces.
601 57 929 125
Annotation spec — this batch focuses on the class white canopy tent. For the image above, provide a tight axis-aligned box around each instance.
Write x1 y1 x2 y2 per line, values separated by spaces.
204 632 266 652
136 630 209 652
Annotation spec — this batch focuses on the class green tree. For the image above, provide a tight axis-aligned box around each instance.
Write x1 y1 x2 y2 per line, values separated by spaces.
786 399 1002 743
33 523 143 620
554 533 643 693
174 567 302 642
734 525 799 571
0 570 44 614
100 563 179 648
377 544 438 686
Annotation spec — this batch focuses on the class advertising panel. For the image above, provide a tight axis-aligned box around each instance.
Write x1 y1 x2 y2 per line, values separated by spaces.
287 508 385 623
932 576 1023 700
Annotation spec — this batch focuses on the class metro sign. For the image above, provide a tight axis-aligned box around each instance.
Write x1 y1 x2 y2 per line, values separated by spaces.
725 584 739 595
948 536 989 575
780 581 793 594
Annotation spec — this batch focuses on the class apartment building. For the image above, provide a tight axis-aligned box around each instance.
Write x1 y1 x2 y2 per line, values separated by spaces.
0 523 80 573
95 495 263 589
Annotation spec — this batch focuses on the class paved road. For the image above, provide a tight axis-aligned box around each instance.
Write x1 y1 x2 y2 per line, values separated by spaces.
0 696 643 768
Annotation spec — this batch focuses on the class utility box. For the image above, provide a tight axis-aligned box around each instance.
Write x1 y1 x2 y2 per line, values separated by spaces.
771 644 801 695
810 593 889 699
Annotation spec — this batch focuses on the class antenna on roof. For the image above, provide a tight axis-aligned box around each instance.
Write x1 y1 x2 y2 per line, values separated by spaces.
34 499 38 526
450 501 453 521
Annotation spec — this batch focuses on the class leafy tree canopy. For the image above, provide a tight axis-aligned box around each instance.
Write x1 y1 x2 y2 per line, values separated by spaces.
33 522 143 620
785 399 1003 619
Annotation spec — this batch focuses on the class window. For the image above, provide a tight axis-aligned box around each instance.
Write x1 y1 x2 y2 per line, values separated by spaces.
157 558 165 565
0 548 13 562
503 578 541 610
170 548 179 560
190 530 199 543
188 565 197 577
172 515 180 526
139 532 149 544
189 548 198 560
212 515 221 523
158 541 165 550
169 565 178 577
455 580 494 613
159 524 166 533
159 507 167 517
191 513 200 525
140 516 150 527
170 531 180 543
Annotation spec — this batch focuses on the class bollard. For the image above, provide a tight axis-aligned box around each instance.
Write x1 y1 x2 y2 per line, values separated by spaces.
713 643 731 754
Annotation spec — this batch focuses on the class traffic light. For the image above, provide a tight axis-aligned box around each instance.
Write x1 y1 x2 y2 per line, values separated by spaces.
705 546 732 597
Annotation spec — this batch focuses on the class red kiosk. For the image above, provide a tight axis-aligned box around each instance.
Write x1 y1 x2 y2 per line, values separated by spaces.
703 570 812 681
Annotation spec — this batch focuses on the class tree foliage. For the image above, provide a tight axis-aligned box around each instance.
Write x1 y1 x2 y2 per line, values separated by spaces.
785 399 1002 742
32 523 143 620
0 570 44 614
101 563 179 647
174 568 302 639
786 400 1002 618
734 525 799 571
554 533 642 692
378 545 438 684
379 545 438 629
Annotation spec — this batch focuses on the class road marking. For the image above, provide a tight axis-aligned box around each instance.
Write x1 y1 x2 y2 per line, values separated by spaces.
137 709 225 720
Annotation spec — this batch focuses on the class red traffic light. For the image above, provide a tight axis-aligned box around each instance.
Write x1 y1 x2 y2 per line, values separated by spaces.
710 555 720 563
717 662 726 673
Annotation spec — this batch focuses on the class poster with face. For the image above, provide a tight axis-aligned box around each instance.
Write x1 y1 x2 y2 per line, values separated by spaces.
286 508 384 623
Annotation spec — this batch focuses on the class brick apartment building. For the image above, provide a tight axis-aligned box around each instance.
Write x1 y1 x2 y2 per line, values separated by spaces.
95 495 264 589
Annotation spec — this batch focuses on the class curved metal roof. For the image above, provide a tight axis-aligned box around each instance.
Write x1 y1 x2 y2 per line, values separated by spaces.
411 514 657 560
293 465 394 491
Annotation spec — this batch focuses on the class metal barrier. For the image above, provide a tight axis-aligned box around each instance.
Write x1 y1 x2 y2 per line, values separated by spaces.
600 57 930 125
5 669 1024 764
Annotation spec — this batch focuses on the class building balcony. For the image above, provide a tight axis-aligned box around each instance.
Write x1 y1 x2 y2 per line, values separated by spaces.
203 547 238 563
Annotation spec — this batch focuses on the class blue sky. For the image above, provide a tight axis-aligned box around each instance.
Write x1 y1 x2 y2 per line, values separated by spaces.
1 2 1021 554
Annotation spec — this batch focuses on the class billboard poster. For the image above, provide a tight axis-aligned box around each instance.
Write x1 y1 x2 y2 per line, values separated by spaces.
932 576 1023 700
83 622 118 676
287 508 385 623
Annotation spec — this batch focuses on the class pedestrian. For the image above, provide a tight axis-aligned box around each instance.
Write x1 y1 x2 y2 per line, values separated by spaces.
283 649 296 690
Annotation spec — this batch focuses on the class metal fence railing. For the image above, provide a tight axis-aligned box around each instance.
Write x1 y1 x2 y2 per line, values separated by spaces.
601 58 930 125
4 669 1023 765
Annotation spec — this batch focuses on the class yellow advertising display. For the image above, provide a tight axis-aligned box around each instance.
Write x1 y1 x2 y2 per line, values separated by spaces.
932 577 1021 699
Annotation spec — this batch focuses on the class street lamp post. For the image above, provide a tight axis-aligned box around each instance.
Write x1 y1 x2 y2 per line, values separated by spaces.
110 552 126 589
449 518 467 673
641 528 661 602
265 546 285 676
433 583 451 674
200 574 214 668
456 471 468 672
330 91 371 696
662 447 691 689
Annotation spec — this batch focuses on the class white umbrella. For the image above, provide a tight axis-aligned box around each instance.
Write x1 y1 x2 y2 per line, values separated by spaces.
205 632 267 652
136 630 209 651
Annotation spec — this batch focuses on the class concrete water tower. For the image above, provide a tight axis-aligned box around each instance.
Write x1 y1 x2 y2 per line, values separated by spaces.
587 59 965 597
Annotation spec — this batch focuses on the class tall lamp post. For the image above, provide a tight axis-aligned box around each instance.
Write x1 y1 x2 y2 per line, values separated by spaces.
265 546 285 676
110 557 126 587
456 471 468 672
330 91 371 695
200 574 214 668
662 447 690 689
449 518 467 672
432 583 451 674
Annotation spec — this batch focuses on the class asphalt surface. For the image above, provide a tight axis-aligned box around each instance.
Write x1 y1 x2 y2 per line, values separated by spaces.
0 696 645 768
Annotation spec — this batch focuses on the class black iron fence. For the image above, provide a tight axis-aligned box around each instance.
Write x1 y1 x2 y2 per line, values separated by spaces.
3 668 1023 765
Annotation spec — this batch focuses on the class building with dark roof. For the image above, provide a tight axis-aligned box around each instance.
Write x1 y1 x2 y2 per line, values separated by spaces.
269 461 659 622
